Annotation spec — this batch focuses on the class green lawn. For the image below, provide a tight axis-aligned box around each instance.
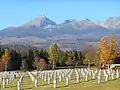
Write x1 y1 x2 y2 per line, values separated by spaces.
3 73 120 90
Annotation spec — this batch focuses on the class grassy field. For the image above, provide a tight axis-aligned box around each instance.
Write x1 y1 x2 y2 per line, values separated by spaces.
3 73 120 90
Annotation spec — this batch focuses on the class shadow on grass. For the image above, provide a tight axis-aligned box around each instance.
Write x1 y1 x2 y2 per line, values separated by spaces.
101 78 118 84
21 87 33 90
57 85 68 88
22 82 33 86
38 83 48 87
5 85 16 88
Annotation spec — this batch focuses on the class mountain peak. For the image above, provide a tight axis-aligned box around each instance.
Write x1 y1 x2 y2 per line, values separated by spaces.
23 16 56 27
62 19 76 24
85 18 91 21
82 18 92 23
106 16 120 22
35 16 47 20
95 16 120 29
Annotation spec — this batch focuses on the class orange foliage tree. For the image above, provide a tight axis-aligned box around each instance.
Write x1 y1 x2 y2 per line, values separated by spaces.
98 34 118 66
39 58 47 70
2 49 10 62
1 49 10 71
0 60 5 71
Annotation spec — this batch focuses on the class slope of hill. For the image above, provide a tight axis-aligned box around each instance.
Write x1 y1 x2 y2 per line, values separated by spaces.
0 16 120 49
96 17 120 29
0 16 110 38
23 16 56 27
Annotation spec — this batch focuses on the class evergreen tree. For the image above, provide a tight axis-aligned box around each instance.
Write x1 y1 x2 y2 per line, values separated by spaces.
57 51 66 66
32 48 40 70
72 50 78 65
21 58 28 71
77 51 85 65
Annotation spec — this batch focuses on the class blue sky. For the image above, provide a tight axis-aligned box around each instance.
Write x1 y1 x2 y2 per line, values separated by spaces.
0 0 120 29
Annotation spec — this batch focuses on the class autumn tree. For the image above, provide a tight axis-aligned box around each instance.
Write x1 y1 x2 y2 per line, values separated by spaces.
39 58 47 70
33 49 49 71
2 48 10 71
108 34 118 63
98 34 118 67
48 43 60 69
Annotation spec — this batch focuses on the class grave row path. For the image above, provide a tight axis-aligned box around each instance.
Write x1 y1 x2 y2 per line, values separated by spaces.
3 73 34 90
3 75 120 90
21 76 34 90
3 77 19 90
2 69 120 90
22 71 120 90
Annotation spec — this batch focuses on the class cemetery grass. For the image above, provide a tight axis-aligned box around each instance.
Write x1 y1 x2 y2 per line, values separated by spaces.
3 72 120 90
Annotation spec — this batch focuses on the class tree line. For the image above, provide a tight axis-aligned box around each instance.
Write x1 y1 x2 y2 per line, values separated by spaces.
0 34 120 71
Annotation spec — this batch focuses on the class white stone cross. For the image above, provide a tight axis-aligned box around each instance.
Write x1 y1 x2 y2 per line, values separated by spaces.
66 77 69 86
116 70 119 78
53 79 57 88
98 75 101 83
68 75 71 81
111 73 114 80
105 74 108 82
59 75 62 82
48 76 51 84
85 74 88 81
34 79 38 87
44 74 47 82
76 76 80 83
6 78 9 85
2 79 5 88
17 81 20 90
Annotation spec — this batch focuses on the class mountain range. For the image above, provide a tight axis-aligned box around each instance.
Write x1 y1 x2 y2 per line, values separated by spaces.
0 16 120 50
